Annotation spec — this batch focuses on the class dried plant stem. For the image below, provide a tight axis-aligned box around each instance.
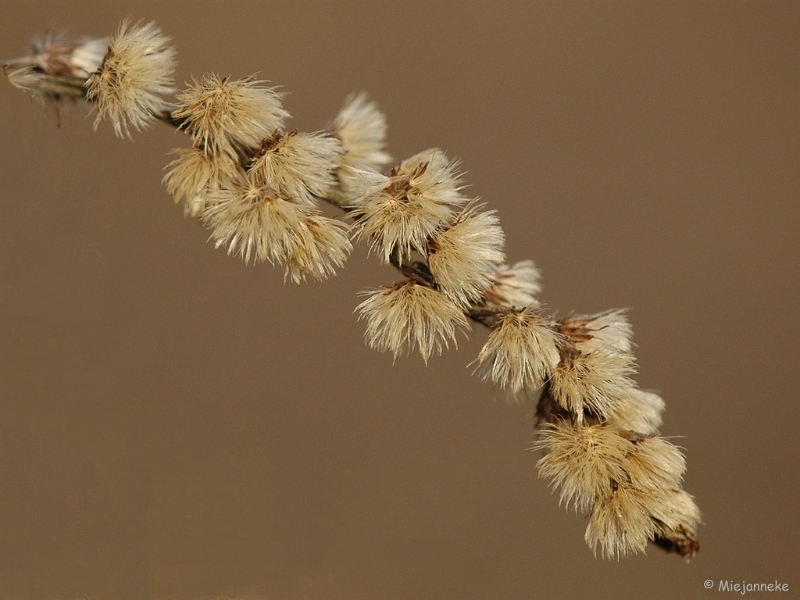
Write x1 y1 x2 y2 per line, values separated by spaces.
3 19 701 561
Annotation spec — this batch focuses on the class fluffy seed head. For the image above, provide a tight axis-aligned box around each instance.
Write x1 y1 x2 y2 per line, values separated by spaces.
337 165 390 206
85 19 177 138
202 178 305 264
626 436 686 491
400 148 466 207
585 485 657 559
610 388 665 435
285 213 353 284
476 308 561 394
352 149 467 262
356 280 469 363
557 310 634 355
651 490 701 530
173 73 289 159
485 260 542 309
201 176 350 281
536 422 699 560
548 344 636 420
428 202 506 308
651 489 702 562
248 131 344 206
163 146 240 215
535 422 633 512
333 92 391 170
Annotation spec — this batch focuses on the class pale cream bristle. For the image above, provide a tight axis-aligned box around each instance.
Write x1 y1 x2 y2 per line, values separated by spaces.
486 260 542 309
163 146 240 210
548 346 636 420
284 214 352 284
356 280 469 363
352 149 467 263
558 310 634 356
173 73 289 159
248 131 344 207
534 422 632 512
626 436 686 491
3 32 110 104
585 485 657 559
650 489 702 561
428 202 506 308
609 388 665 435
200 176 351 281
333 92 391 170
476 308 560 394
85 18 176 138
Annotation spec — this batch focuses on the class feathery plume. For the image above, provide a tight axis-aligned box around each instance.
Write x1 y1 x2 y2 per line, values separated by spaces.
356 280 469 363
585 484 658 559
85 19 177 138
536 420 700 560
333 93 391 170
557 310 633 356
401 149 466 207
352 149 467 263
428 202 506 308
609 388 665 435
201 178 306 265
31 31 110 79
173 73 289 159
284 213 353 284
248 131 344 207
485 260 543 309
625 435 686 491
548 343 636 420
201 175 351 281
163 146 241 214
546 311 638 419
476 307 561 394
651 489 702 561
535 422 631 512
337 164 391 206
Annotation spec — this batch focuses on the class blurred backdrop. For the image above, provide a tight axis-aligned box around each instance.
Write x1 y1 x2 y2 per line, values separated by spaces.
1 1 798 599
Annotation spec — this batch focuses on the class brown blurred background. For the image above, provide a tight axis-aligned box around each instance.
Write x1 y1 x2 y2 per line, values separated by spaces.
1 1 798 599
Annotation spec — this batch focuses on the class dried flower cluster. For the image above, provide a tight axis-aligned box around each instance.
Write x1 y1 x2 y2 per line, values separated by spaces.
3 19 701 561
